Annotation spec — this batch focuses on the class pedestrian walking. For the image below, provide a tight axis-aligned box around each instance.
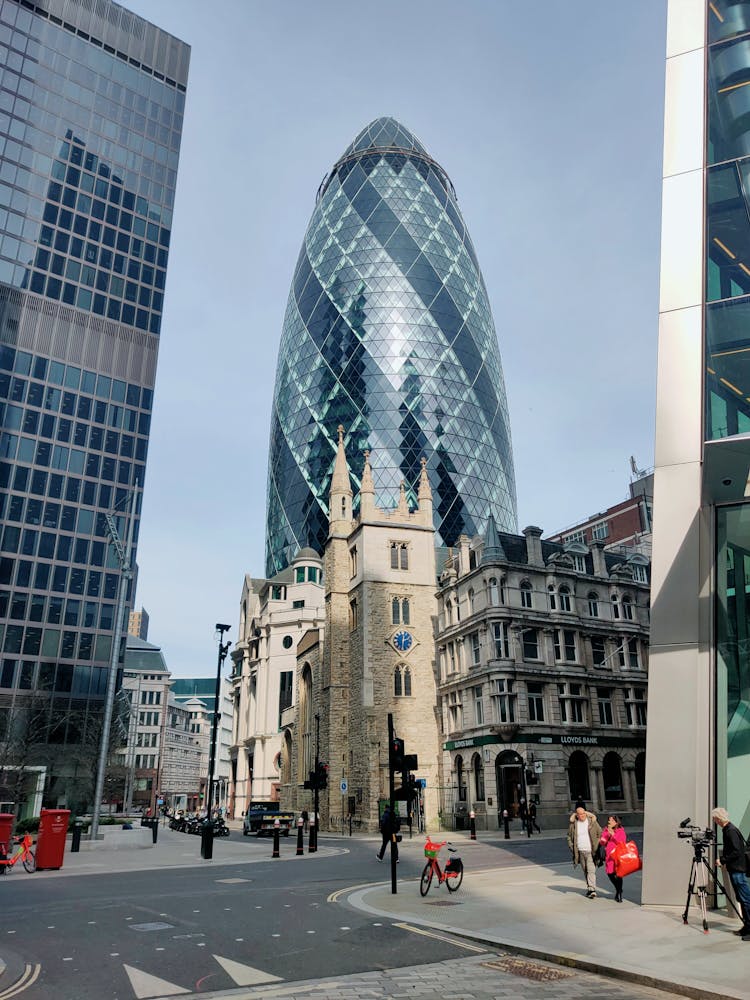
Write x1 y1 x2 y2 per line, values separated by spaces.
376 805 399 863
519 797 528 833
712 806 750 939
599 814 627 902
529 802 541 833
567 805 602 898
301 808 309 833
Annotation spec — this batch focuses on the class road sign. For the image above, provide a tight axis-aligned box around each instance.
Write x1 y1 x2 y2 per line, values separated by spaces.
340 779 348 793
534 761 543 774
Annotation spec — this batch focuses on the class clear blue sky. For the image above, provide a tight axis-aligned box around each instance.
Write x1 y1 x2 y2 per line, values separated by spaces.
124 0 667 676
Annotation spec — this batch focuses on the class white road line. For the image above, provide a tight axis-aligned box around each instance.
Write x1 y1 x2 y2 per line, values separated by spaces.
213 954 282 987
122 964 190 998
393 922 488 953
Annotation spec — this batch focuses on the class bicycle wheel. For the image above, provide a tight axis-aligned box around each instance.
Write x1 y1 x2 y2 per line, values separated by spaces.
419 861 434 897
446 864 464 893
23 850 36 874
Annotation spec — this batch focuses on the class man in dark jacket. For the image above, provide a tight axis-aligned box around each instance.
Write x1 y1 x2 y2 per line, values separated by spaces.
712 807 750 939
377 805 399 862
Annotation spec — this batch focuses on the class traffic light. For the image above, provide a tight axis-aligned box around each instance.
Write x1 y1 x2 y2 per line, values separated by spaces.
389 737 405 772
525 768 538 786
316 762 328 790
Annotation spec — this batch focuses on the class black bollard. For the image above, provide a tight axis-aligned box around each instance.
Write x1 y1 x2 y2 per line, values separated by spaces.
272 819 280 858
308 817 316 853
469 810 476 841
296 817 304 856
503 809 510 839
70 819 84 853
200 818 214 860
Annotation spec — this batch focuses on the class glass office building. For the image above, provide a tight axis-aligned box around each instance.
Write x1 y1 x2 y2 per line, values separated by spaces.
0 0 188 805
266 117 516 575
644 0 750 904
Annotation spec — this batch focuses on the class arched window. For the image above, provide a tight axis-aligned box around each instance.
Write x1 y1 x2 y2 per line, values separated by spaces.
401 598 410 625
611 594 620 619
559 585 571 612
603 752 624 800
467 588 475 614
635 751 646 800
548 584 556 611
520 581 533 609
299 665 313 779
488 577 499 605
392 597 400 625
587 592 599 617
622 594 634 620
567 750 590 802
445 599 453 625
394 664 412 697
456 755 466 802
472 751 486 801
499 577 506 604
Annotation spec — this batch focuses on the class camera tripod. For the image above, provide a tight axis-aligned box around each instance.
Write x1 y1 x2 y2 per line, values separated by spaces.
683 842 742 933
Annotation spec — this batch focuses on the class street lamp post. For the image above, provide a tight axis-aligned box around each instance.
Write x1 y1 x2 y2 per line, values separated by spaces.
200 623 231 860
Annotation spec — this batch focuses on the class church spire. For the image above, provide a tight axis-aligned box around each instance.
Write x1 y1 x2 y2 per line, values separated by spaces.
481 511 505 564
329 425 352 535
417 456 433 523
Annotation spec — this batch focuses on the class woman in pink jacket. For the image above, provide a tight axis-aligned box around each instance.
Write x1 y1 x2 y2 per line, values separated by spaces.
600 814 627 902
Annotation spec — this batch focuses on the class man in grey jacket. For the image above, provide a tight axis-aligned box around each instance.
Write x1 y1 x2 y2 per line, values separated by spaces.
567 806 602 898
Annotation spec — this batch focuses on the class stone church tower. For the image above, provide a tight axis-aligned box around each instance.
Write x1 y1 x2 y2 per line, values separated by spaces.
292 427 441 831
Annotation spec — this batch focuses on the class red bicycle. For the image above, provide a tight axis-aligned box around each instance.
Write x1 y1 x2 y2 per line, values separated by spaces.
420 838 463 896
0 833 36 874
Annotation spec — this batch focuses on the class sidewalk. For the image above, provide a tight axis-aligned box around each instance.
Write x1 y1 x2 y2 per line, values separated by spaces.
350 833 749 1000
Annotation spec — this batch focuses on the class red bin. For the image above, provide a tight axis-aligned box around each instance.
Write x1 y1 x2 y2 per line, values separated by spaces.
0 813 14 864
36 808 70 870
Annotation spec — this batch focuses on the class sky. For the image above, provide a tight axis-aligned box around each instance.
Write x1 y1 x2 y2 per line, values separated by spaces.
122 0 667 677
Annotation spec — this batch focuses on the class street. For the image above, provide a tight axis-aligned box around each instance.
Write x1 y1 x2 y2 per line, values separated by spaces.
0 829 667 1000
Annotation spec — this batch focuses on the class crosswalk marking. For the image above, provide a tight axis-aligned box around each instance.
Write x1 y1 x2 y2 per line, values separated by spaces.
122 964 190 998
213 954 282 987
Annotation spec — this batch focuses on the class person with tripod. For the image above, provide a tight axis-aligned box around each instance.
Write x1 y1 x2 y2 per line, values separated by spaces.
712 807 750 939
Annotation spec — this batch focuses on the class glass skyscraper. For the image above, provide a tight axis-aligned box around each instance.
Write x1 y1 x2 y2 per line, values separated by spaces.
266 117 516 575
0 0 188 807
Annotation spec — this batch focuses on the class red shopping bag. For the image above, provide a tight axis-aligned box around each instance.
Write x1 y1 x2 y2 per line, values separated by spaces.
613 840 642 877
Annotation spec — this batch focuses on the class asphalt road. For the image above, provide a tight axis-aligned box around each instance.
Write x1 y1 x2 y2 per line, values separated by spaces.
0 831 647 1000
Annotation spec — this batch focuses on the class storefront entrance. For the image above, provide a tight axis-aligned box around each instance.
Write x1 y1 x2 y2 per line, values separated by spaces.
495 750 525 820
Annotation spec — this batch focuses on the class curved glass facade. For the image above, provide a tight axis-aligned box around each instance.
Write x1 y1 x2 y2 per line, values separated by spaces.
266 117 516 574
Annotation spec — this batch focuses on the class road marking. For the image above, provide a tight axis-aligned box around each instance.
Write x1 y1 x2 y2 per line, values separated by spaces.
0 963 41 1000
123 964 190 998
327 881 379 903
6 931 15 934
393 922 488 953
340 926 350 930
213 954 281 987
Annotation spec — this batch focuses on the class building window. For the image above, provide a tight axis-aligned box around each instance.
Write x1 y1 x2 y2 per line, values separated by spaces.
492 621 510 659
611 594 620 619
390 542 408 570
591 636 607 667
448 642 457 674
488 577 500 605
627 637 640 668
573 555 586 573
296 567 305 583
456 755 467 801
558 682 586 724
307 566 318 583
616 640 626 668
470 630 481 666
467 588 475 614
520 581 533 609
350 546 357 577
522 628 539 660
282 635 294 650
548 584 556 611
349 598 358 630
445 599 453 625
474 684 484 725
592 521 609 540
559 585 572 612
603 751 624 800
597 688 614 726
292 599 305 609
587 592 599 617
564 530 586 544
472 751 485 801
622 595 634 620
394 664 412 697
493 678 515 723
527 682 545 722
271 584 285 600
391 597 410 624
447 690 463 731
554 629 577 663
625 687 647 726
632 563 647 583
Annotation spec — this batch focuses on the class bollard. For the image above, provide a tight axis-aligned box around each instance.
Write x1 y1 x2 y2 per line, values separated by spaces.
272 818 280 858
296 816 304 856
308 816 316 853
70 818 84 853
469 809 476 841
200 818 214 860
149 818 158 845
502 808 510 839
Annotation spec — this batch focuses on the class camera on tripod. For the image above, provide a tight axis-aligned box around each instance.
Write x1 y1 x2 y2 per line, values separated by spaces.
676 817 714 849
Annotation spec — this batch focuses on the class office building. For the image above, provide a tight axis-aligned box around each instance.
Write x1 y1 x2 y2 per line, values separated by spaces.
0 0 189 808
643 0 750 904
128 605 149 640
266 116 516 575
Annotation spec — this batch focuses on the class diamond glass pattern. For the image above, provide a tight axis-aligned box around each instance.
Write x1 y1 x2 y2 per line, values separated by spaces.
266 117 516 575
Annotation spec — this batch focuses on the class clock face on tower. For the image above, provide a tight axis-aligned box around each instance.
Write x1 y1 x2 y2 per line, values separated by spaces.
393 630 413 652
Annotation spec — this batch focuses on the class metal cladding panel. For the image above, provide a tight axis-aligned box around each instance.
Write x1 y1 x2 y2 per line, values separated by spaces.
266 117 516 575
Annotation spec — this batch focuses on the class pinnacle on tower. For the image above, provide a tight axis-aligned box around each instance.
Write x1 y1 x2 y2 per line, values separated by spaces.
329 425 352 533
360 449 375 520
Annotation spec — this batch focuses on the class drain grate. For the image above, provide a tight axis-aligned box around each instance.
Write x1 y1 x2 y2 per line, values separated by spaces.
483 958 575 982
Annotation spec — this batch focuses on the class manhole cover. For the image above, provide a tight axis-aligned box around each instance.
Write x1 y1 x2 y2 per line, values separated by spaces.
129 922 173 932
483 958 574 982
